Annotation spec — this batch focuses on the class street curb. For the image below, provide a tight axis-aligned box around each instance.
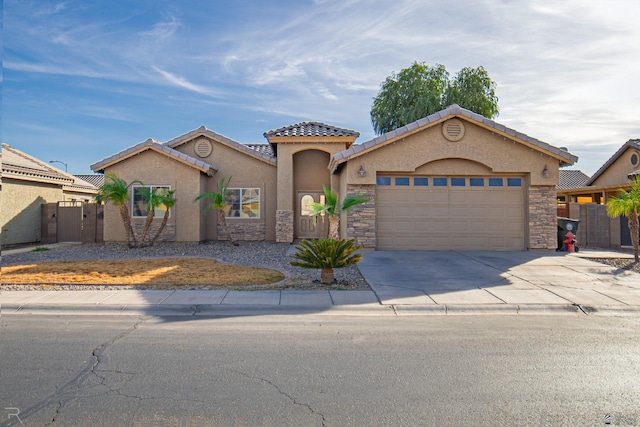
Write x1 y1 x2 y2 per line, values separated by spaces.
579 305 640 316
1 303 397 317
444 304 520 315
391 305 447 315
516 304 583 315
3 303 638 317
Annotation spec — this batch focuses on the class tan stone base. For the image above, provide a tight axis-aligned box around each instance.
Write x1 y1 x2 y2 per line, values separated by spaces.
528 185 556 250
275 210 294 243
346 184 376 249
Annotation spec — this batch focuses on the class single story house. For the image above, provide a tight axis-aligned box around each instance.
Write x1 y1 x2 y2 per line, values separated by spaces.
1 143 99 246
558 139 640 204
91 105 577 251
556 139 640 249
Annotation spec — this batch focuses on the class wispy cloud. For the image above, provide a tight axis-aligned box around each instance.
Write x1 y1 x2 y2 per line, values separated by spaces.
3 0 639 174
151 66 222 98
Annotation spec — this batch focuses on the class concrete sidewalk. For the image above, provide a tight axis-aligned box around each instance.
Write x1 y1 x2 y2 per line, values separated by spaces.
2 247 640 317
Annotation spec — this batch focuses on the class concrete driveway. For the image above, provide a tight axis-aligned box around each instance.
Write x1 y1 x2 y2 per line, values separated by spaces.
358 250 640 312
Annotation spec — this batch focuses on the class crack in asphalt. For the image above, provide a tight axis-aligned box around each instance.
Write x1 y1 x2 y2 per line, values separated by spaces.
0 317 148 427
227 368 327 426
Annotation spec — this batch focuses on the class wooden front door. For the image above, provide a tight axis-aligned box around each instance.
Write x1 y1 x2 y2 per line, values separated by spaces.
296 191 329 238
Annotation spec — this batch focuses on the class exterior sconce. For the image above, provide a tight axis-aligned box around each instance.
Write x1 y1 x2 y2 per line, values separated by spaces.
358 165 366 177
542 165 550 178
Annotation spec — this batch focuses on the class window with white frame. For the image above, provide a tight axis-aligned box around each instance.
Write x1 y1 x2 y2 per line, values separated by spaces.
132 185 171 218
224 188 260 218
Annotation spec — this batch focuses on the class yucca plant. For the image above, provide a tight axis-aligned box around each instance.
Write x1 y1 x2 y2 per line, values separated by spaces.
290 238 363 284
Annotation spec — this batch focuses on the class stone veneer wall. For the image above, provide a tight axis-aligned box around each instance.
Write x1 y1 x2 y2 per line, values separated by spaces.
345 184 376 249
275 209 294 243
219 222 265 241
131 222 176 242
528 185 556 250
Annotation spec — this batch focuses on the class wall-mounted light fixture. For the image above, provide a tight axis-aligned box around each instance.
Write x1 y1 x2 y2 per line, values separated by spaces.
542 165 550 178
358 165 366 177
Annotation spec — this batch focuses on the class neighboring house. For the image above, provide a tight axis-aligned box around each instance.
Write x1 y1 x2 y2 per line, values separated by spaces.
91 105 577 251
556 139 640 249
556 169 590 217
558 139 640 204
0 143 98 246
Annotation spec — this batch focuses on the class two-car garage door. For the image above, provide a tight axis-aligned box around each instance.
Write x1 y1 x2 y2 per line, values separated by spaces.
376 175 526 250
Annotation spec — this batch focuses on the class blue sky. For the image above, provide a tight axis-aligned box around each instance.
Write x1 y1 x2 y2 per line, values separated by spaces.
3 0 639 175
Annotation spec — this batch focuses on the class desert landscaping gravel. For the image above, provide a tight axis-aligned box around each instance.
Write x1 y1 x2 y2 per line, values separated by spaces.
1 241 371 291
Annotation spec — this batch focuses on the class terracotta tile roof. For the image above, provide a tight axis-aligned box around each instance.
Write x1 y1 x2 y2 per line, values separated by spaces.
557 169 590 190
91 139 216 175
586 139 640 185
330 104 578 170
165 126 276 164
245 144 275 156
264 121 360 138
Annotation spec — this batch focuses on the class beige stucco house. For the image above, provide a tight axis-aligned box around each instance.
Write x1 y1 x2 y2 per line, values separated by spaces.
556 139 640 249
91 105 577 251
1 143 98 246
558 139 640 204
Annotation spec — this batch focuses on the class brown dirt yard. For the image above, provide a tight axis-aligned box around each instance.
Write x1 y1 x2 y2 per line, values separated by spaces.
1 258 286 290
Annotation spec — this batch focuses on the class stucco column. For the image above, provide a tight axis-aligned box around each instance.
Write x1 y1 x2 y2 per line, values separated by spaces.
275 148 294 242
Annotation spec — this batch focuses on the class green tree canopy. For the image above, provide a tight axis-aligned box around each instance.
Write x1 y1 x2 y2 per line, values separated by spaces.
370 62 499 135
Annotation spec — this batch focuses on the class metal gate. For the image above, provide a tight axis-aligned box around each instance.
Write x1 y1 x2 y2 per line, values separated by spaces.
57 202 83 242
41 202 103 243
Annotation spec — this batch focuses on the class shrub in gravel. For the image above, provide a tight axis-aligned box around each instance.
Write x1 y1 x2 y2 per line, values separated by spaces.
290 238 363 284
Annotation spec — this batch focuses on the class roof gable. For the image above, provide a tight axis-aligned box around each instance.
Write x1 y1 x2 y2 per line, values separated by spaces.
165 126 276 165
91 139 216 175
330 104 578 170
586 139 640 186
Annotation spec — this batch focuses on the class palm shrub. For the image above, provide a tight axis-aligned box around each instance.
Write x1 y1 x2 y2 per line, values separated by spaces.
147 188 176 247
309 185 370 239
290 238 363 284
607 176 640 262
96 172 142 248
195 177 239 246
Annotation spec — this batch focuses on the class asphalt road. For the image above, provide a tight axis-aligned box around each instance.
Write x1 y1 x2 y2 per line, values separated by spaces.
1 314 639 426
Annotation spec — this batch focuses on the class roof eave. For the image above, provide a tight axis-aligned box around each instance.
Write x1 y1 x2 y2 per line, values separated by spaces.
332 105 578 166
165 127 277 166
91 142 218 175
585 140 640 186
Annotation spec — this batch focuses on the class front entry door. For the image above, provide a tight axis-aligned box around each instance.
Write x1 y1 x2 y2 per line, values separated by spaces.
296 191 329 238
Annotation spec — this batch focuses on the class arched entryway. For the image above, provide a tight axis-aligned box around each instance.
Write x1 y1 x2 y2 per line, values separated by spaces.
293 149 330 238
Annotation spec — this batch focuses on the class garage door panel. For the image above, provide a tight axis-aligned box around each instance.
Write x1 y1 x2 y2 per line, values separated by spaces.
376 176 526 250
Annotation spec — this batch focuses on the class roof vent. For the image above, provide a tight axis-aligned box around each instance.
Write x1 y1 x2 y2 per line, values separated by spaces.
442 119 465 142
194 138 213 158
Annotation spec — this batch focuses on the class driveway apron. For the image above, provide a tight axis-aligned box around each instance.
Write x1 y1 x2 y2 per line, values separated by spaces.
357 250 640 307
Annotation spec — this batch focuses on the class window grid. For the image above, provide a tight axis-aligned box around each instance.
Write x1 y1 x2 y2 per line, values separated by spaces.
225 188 260 219
132 185 171 218
375 176 523 188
